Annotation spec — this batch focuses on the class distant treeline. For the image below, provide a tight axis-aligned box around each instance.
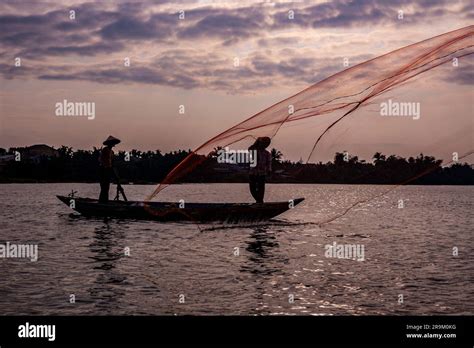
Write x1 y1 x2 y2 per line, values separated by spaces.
0 146 472 185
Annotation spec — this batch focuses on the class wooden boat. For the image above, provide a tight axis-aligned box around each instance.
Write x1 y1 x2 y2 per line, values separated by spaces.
57 195 304 222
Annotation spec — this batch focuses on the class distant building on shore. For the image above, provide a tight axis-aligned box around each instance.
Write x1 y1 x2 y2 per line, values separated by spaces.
7 144 59 163
24 144 59 158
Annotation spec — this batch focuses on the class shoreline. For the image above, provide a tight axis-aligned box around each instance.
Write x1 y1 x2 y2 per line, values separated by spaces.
0 180 473 186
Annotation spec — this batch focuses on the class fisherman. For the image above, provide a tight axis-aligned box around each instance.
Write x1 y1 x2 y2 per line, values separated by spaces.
248 136 272 203
99 135 120 203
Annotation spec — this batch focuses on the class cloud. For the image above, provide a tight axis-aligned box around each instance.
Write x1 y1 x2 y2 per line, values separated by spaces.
272 0 455 29
442 58 474 85
100 15 173 40
30 49 350 93
0 0 471 93
177 8 266 42
44 41 125 56
39 66 200 90
0 3 120 58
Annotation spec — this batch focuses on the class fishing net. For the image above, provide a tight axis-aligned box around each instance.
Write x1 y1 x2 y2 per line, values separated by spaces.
146 25 473 224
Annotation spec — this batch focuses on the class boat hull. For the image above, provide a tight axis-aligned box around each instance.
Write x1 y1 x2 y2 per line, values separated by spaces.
57 196 304 222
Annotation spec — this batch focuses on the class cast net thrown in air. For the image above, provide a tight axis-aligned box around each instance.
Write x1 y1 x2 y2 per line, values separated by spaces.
147 25 474 224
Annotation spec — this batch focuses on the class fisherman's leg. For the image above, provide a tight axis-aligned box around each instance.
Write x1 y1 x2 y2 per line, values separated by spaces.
99 169 105 202
99 181 107 202
99 168 111 203
249 175 259 202
104 180 110 202
104 168 112 202
99 180 110 202
256 175 265 203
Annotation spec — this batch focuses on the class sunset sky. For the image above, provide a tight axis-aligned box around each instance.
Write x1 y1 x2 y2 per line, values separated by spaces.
1 0 472 162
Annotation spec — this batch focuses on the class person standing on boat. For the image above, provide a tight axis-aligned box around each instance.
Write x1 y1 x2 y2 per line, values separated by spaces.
248 137 272 203
99 135 120 203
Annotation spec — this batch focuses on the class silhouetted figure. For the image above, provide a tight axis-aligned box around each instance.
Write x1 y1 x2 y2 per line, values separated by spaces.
248 137 272 203
99 136 120 203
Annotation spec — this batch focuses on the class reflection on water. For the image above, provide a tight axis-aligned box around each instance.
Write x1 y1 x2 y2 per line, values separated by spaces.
87 221 127 313
241 227 285 276
0 183 472 315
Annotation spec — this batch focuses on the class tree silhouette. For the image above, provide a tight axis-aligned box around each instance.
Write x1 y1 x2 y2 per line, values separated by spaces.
0 145 471 185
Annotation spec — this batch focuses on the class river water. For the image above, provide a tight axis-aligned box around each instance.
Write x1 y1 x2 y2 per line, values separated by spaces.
0 183 472 315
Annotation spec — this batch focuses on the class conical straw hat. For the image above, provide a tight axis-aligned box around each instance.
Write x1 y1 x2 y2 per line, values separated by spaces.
103 135 121 146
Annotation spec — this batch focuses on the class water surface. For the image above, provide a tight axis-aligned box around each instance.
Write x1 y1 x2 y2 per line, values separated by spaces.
0 183 472 315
